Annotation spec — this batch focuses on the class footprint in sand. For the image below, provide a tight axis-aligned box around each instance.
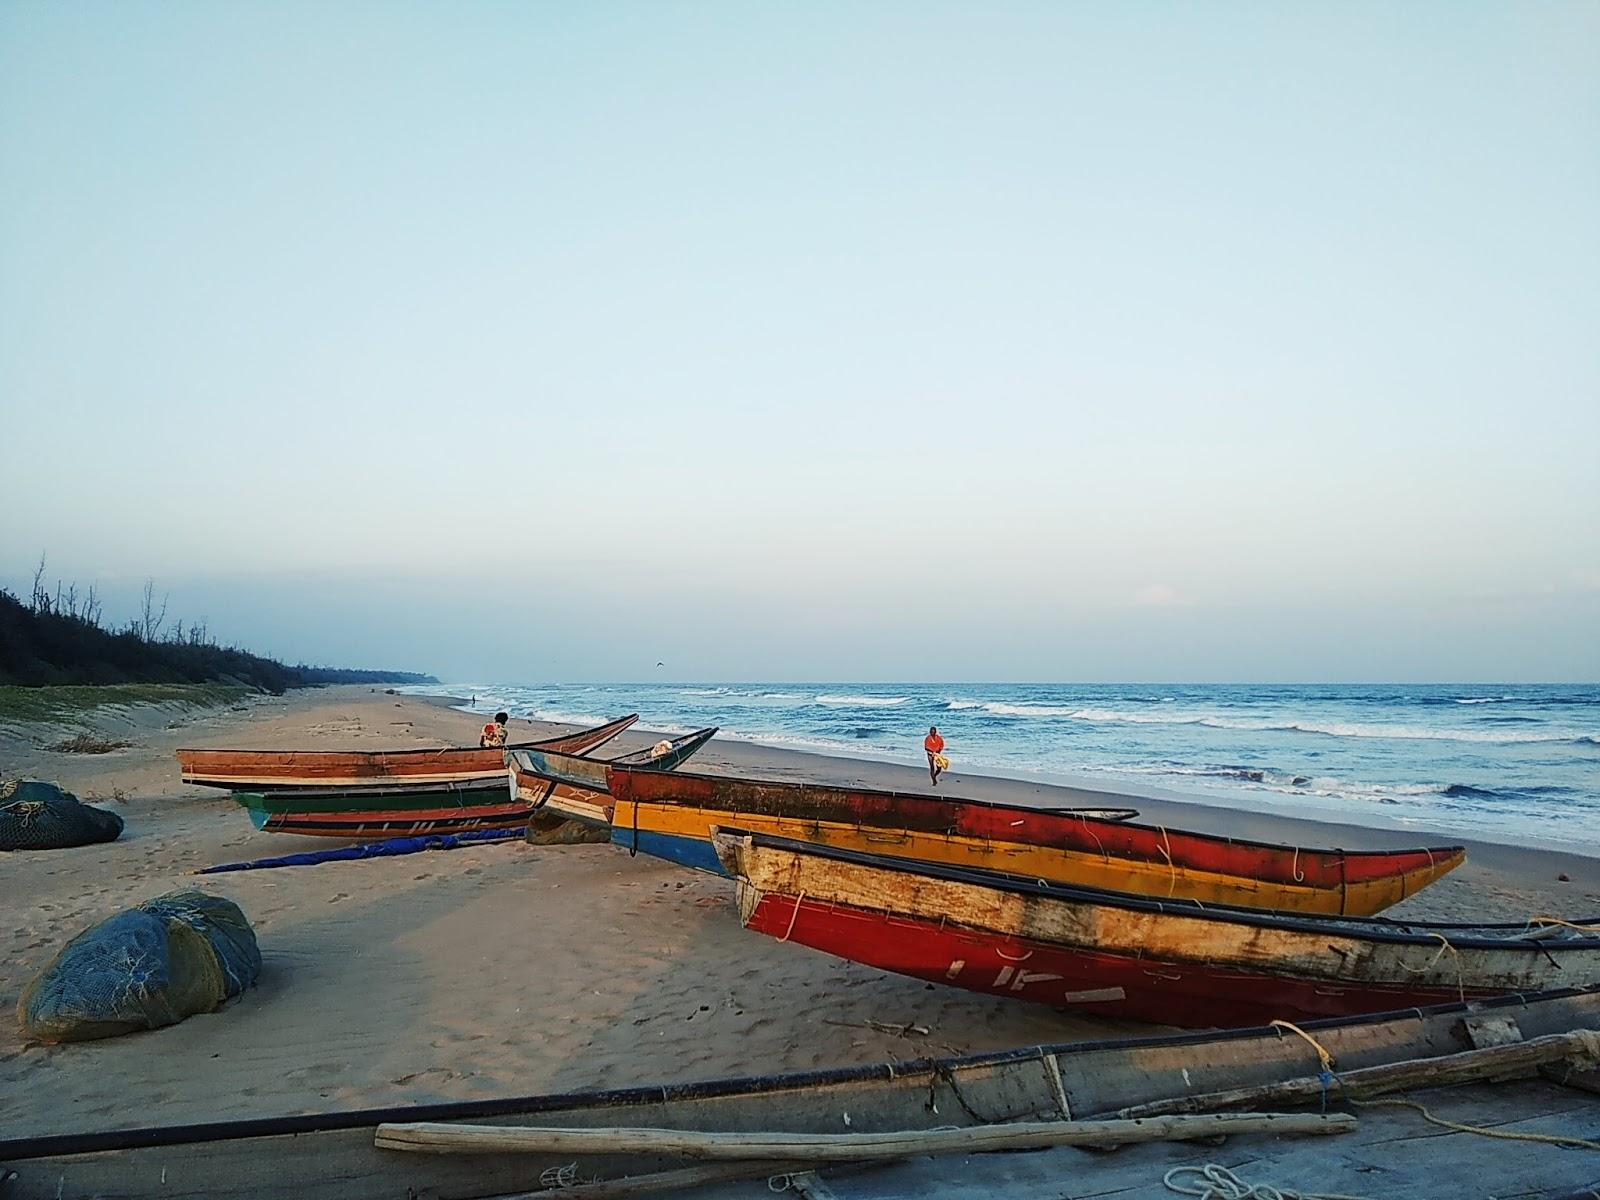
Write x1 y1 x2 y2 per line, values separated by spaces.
284 1063 347 1082
329 892 350 903
393 1067 460 1085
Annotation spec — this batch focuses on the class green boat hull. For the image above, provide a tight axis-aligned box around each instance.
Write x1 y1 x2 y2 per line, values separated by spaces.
232 779 530 837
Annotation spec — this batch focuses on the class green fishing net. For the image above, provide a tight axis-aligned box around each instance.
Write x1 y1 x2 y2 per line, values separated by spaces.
0 780 124 850
18 890 261 1043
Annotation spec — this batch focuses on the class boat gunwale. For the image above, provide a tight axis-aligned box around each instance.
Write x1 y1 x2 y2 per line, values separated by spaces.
233 780 514 802
509 725 720 778
719 830 1600 948
178 714 641 762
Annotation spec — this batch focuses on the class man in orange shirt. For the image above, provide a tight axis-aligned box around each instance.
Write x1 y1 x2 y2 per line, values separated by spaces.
924 725 946 786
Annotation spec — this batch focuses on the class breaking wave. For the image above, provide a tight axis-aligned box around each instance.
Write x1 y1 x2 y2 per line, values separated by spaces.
816 694 910 708
944 700 1594 745
1084 764 1578 809
951 701 1085 718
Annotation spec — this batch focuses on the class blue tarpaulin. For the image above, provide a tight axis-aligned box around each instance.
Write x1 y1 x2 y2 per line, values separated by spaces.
197 827 525 874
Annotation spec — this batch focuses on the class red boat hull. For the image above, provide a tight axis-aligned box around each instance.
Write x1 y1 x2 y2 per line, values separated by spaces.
611 766 1464 915
743 892 1483 1028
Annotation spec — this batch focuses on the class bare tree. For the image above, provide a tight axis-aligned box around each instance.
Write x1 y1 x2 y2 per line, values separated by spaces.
139 579 169 642
29 552 47 612
82 583 102 627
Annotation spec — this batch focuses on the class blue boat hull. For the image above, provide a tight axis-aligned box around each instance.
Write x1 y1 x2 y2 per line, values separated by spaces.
610 827 726 875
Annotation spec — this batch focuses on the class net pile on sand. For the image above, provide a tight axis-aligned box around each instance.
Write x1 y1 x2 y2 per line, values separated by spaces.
19 890 262 1043
525 812 610 845
0 780 124 851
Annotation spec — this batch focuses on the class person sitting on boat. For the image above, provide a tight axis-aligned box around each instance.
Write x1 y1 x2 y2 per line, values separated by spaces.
480 712 510 749
924 726 947 785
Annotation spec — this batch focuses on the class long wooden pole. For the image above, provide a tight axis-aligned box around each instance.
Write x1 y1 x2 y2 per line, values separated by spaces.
375 1111 1354 1161
1116 1027 1600 1119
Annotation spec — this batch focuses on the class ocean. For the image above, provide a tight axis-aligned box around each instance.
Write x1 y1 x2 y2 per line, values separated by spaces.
414 682 1600 855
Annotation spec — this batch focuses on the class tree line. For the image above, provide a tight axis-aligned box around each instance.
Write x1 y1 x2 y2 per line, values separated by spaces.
1 556 436 691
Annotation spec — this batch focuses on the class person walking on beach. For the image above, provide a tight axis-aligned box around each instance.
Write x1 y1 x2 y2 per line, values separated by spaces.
924 725 946 785
480 711 510 749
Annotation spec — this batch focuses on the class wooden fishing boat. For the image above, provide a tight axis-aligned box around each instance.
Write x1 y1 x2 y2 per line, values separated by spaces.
177 714 638 789
3 986 1598 1199
508 726 719 826
608 766 1462 915
714 830 1600 1028
233 779 535 838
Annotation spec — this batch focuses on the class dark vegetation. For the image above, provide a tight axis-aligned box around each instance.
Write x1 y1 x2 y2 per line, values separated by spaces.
0 556 437 692
46 733 133 754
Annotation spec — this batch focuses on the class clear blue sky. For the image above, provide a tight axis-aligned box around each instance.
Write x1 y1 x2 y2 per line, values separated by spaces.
2 2 1596 682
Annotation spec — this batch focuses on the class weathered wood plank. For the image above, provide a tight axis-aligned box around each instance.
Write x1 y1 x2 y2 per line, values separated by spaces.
375 1112 1356 1160
789 1082 1600 1200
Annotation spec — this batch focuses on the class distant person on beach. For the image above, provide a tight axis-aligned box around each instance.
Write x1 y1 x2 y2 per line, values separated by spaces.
924 726 947 785
480 712 510 749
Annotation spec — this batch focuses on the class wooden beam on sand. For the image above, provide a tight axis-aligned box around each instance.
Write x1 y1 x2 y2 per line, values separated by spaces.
374 1111 1355 1162
1115 1028 1600 1119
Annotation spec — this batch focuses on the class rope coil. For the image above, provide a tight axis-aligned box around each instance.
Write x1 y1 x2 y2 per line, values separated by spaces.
1163 1163 1368 1200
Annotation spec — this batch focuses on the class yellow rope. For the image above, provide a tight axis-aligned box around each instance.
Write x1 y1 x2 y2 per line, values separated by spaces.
1352 1097 1600 1151
1269 1019 1336 1073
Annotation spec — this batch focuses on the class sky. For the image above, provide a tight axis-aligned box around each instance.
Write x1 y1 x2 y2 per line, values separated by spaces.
1 2 1596 683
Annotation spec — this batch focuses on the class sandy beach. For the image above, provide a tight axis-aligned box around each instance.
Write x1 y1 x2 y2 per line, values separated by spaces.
2 687 1597 1143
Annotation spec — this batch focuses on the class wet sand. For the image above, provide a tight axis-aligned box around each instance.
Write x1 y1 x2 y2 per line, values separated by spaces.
2 687 1596 1140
